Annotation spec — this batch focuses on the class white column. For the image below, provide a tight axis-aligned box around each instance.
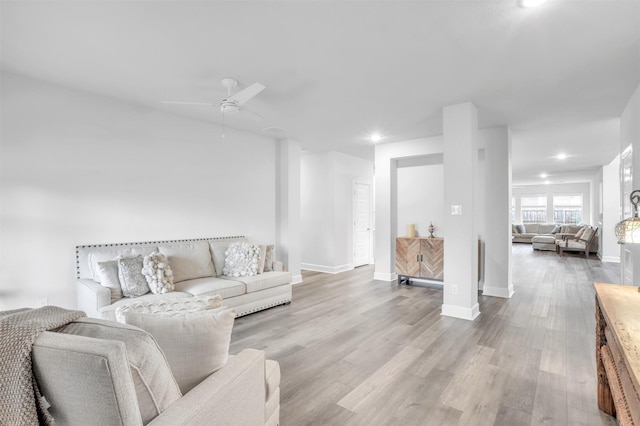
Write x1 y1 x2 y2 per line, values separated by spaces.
602 155 621 263
481 127 514 298
442 102 480 320
276 139 302 284
373 151 398 281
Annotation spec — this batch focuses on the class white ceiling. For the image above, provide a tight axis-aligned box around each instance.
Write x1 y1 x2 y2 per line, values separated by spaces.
2 1 638 185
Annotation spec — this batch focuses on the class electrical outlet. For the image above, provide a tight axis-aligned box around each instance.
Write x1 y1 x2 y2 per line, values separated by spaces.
451 285 458 294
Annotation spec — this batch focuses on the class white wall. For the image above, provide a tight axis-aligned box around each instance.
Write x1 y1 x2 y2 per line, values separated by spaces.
396 159 444 238
602 154 621 263
1 72 279 309
621 83 640 285
300 151 373 273
512 183 592 225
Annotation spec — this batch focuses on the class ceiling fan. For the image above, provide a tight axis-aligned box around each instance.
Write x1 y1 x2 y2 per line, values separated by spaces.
162 78 266 135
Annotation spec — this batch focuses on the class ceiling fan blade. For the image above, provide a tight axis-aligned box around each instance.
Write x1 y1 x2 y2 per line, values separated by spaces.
239 105 265 121
162 101 216 106
227 82 265 106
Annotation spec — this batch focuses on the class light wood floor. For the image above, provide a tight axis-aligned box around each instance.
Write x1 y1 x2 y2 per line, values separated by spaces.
230 244 622 425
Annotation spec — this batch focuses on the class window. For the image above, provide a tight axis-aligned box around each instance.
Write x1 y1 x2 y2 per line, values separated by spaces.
521 195 547 224
553 194 582 224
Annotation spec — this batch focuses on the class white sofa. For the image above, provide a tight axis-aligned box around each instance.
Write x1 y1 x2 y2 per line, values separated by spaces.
76 236 292 319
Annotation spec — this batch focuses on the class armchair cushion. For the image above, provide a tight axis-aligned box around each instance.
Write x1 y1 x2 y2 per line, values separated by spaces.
123 307 235 394
58 318 182 424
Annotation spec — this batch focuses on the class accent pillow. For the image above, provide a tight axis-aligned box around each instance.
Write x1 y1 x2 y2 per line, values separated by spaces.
96 260 123 302
580 226 595 242
257 245 267 274
118 255 150 298
515 224 526 234
574 226 587 240
123 307 236 394
59 317 182 424
223 242 261 277
263 244 275 272
142 251 174 294
551 225 561 234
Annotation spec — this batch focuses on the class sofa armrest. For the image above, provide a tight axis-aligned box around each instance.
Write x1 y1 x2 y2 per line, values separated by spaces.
272 261 284 272
148 349 266 426
77 279 110 318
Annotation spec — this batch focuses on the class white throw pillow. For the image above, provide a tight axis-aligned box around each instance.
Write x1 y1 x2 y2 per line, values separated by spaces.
263 245 275 272
96 260 123 302
222 242 261 277
114 294 224 323
142 251 175 294
123 307 235 394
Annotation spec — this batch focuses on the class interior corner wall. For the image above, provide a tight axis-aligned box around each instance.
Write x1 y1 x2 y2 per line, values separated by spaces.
0 72 278 310
374 136 444 281
300 151 373 273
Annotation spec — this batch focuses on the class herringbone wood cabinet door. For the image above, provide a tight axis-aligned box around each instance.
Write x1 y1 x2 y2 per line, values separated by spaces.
420 238 444 280
395 238 420 276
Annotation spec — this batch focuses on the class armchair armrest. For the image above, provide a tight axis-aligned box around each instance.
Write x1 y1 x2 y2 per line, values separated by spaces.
77 279 110 318
148 349 266 426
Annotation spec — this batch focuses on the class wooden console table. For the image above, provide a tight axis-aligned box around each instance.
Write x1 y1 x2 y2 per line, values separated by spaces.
594 283 640 425
396 237 444 283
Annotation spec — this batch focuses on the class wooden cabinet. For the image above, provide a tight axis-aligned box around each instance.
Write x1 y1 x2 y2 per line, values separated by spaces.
396 237 444 283
594 283 640 424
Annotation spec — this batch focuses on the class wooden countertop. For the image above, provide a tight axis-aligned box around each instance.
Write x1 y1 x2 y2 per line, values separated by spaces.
594 282 640 396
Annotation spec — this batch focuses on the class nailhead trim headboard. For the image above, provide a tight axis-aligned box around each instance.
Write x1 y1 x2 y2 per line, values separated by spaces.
75 236 246 279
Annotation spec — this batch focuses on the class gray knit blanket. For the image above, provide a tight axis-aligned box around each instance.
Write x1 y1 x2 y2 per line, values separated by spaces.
0 306 86 425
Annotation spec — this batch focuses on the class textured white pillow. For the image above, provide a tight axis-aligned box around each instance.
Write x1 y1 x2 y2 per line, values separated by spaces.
123 307 235 394
96 260 123 302
118 255 150 298
222 242 261 277
142 251 175 294
114 294 224 323
257 245 267 274
263 244 275 272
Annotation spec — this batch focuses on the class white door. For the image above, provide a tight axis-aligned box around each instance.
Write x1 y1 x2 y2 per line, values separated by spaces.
353 182 371 267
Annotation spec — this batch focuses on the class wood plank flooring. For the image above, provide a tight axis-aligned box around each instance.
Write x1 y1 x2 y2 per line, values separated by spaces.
230 243 622 425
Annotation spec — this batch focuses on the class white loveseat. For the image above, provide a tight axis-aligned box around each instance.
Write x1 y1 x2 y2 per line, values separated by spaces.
76 236 292 319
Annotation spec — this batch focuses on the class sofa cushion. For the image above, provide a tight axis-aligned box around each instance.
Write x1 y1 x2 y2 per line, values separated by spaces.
118 255 150 298
159 241 216 283
515 224 526 234
580 226 596 242
223 242 261 277
174 276 246 299
58 317 182 424
96 259 123 302
142 251 175 294
223 272 292 293
524 224 539 233
122 307 235 394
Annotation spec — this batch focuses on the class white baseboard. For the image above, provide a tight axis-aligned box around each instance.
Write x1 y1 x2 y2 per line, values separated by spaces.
300 263 354 274
601 256 620 263
374 271 397 282
291 274 303 284
482 285 514 298
441 303 481 321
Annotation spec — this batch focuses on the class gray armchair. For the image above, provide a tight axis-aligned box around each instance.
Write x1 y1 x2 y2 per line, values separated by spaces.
556 226 599 258
31 318 279 425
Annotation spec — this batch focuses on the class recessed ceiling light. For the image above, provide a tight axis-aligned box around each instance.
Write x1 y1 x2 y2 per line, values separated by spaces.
540 173 547 178
544 180 551 185
556 153 567 160
370 133 382 143
518 0 548 8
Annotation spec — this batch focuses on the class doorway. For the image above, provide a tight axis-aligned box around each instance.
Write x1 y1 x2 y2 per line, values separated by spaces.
353 182 372 267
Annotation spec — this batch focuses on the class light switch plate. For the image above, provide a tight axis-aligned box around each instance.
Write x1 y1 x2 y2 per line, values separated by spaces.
451 205 462 215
